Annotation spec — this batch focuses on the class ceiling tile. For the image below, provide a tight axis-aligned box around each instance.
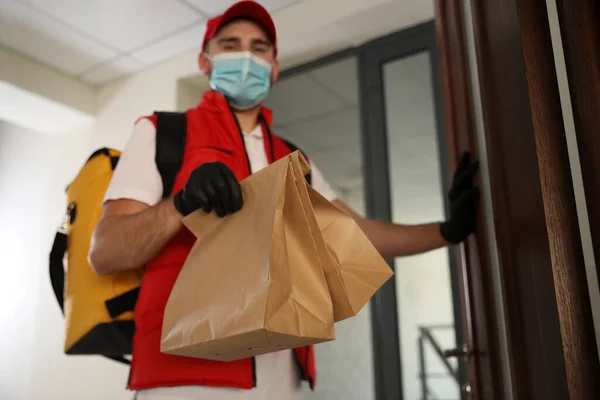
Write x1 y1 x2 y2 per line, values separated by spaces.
269 128 363 191
383 53 432 105
25 0 202 52
310 151 362 188
308 57 359 105
332 142 362 167
285 107 361 150
182 0 298 17
80 56 144 85
0 0 117 75
273 126 327 157
131 23 206 65
264 75 346 125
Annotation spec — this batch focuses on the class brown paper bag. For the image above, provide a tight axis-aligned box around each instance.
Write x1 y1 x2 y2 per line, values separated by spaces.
285 152 394 322
160 152 336 362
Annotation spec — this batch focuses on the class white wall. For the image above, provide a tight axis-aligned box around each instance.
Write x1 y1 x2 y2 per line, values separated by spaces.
0 120 132 400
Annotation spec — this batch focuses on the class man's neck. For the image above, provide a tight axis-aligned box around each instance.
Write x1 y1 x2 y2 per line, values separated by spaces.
233 106 262 134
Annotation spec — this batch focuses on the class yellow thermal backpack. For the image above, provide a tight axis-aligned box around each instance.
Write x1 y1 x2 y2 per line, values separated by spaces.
49 112 188 364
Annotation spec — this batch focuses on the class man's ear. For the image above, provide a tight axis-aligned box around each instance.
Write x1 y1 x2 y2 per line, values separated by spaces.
270 60 280 84
198 52 211 76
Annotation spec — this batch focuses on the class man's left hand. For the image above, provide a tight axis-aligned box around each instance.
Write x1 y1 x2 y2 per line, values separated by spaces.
440 152 480 244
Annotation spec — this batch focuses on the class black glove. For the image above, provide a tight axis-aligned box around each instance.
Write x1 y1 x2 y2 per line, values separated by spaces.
440 152 480 244
173 162 243 218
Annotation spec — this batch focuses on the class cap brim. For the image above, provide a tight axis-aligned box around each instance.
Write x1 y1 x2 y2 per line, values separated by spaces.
216 1 277 44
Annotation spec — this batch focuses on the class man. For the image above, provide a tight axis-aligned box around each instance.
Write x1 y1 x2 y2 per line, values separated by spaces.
88 1 479 399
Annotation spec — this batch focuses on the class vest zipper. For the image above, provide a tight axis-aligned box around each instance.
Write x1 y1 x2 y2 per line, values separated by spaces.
226 104 276 175
263 120 276 163
126 365 132 390
252 356 257 387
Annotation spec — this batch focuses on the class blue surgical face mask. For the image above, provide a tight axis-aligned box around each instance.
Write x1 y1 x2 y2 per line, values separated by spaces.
208 51 273 110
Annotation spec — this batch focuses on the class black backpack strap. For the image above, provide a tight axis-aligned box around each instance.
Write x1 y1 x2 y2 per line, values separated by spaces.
154 112 187 199
49 230 131 365
105 288 140 319
49 231 67 313
280 138 312 186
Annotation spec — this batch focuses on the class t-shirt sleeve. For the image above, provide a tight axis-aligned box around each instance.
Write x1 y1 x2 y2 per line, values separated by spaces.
310 160 338 202
103 118 163 207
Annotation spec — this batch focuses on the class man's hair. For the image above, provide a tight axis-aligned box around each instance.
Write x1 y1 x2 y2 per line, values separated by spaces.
203 17 273 53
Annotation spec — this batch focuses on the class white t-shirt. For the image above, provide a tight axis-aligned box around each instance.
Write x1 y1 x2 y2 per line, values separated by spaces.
105 118 338 400
105 118 337 207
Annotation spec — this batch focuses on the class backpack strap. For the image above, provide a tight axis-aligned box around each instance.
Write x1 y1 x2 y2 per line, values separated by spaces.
51 152 133 366
154 112 187 199
280 138 313 186
49 230 132 366
49 231 67 314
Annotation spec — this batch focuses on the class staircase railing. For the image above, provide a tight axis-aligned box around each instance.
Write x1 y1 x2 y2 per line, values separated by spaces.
418 324 461 400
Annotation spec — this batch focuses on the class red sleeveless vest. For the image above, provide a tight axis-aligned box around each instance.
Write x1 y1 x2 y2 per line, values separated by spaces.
128 91 316 391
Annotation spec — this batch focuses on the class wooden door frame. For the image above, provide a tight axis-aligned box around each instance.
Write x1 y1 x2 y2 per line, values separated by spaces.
461 0 600 398
434 1 504 398
554 0 600 290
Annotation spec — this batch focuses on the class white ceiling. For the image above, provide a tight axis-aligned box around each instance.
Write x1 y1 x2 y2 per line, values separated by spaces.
0 0 298 85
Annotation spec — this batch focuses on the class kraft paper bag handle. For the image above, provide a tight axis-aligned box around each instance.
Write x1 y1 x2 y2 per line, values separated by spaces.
293 149 312 177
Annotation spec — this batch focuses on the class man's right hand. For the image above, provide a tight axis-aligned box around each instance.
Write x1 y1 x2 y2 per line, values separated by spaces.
174 162 243 218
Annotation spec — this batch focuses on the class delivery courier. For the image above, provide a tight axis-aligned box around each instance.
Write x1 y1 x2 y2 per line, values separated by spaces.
88 1 479 399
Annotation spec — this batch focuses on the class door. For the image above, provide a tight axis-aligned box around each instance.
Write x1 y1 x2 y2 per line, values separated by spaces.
359 22 494 400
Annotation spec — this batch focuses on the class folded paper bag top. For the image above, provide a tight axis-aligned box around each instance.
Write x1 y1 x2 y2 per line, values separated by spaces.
284 151 394 322
306 187 394 322
160 152 336 362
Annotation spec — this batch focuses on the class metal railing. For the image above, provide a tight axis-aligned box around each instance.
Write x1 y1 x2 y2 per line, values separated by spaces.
418 324 461 400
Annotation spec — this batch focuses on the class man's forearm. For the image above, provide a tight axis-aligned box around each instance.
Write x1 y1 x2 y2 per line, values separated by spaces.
331 200 448 258
357 219 448 258
89 198 183 275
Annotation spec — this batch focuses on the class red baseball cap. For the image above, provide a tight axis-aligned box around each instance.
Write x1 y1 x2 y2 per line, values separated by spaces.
202 1 278 56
